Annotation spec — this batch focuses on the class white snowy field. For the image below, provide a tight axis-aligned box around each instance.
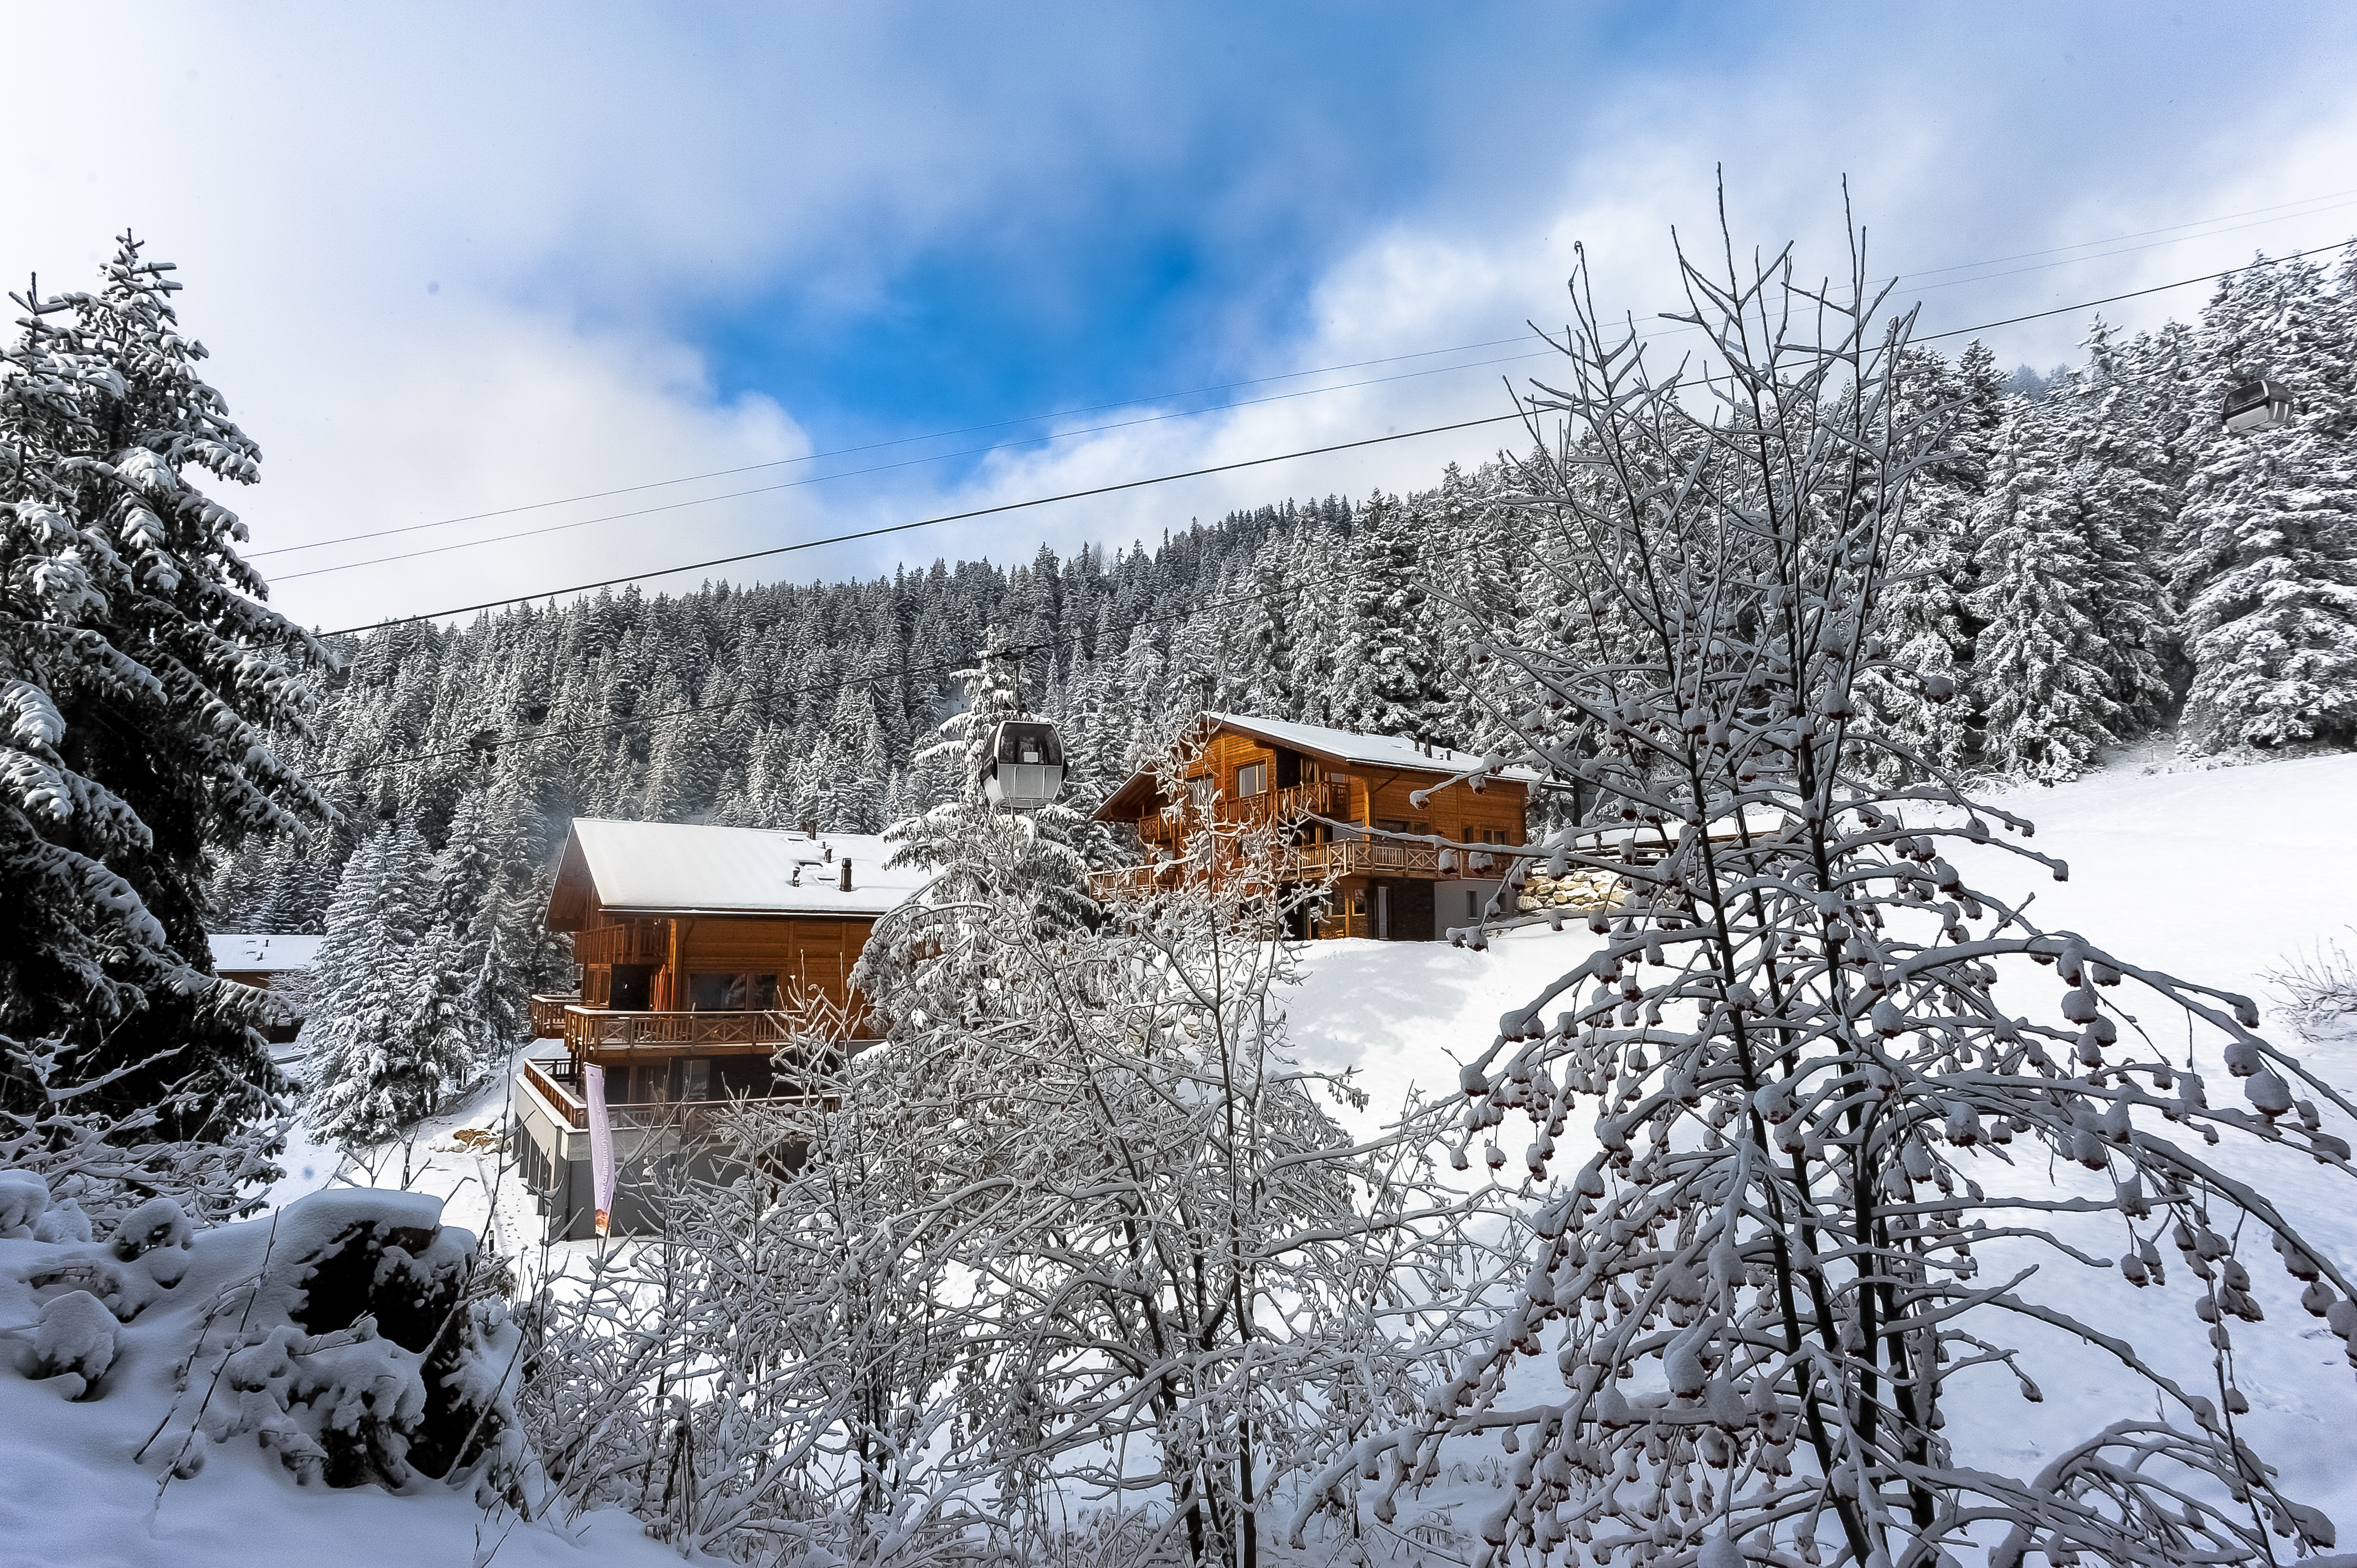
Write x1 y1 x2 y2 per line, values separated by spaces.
6 751 2354 1566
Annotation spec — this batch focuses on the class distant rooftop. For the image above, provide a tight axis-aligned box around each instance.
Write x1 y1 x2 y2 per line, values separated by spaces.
208 933 325 972
545 819 931 930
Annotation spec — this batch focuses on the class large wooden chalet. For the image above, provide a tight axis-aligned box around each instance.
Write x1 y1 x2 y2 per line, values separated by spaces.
1093 713 1542 941
514 818 925 1238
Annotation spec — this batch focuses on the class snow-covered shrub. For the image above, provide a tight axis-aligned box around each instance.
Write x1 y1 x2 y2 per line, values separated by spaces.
1313 214 2357 1567
3 1184 523 1502
27 1288 119 1394
2 1031 290 1235
2264 932 2357 1044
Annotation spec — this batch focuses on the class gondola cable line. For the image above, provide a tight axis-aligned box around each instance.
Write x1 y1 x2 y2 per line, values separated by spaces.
271 343 1571 583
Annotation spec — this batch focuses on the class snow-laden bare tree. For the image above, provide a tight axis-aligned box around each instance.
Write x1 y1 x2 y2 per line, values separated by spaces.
1301 211 2357 1567
516 724 1498 1565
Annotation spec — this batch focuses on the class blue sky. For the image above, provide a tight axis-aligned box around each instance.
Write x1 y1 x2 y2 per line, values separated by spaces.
3 2 2354 631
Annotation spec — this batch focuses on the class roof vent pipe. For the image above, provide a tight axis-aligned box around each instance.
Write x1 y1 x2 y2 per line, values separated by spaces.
839 858 853 893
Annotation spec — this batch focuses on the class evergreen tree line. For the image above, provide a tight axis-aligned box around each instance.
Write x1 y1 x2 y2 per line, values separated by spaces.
218 247 2357 1099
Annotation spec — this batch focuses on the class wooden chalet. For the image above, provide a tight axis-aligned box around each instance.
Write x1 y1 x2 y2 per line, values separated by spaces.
1092 713 1543 941
514 818 926 1238
208 933 323 1048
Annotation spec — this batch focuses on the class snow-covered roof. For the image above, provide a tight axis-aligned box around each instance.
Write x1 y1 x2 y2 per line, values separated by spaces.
207 933 324 973
1196 713 1548 784
547 819 929 929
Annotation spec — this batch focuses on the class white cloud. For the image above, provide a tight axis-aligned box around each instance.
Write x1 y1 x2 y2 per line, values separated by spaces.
3 2 2353 631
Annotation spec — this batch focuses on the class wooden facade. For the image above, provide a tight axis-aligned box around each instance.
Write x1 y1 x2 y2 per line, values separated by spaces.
1093 714 1534 940
208 933 322 1045
517 819 920 1239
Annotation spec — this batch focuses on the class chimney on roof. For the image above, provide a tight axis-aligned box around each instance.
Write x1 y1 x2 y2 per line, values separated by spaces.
799 818 819 840
839 858 853 893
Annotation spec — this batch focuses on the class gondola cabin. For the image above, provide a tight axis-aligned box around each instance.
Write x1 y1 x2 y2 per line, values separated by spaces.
514 818 927 1238
1092 713 1542 940
2221 378 2296 435
982 719 1066 809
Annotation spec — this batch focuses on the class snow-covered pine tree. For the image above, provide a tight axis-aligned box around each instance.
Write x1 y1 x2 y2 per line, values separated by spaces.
2172 251 2357 755
306 824 468 1147
1332 217 2357 1568
1239 532 1298 718
2046 324 2181 739
1852 344 2001 780
1968 406 2128 782
1330 489 1443 741
1 235 332 1136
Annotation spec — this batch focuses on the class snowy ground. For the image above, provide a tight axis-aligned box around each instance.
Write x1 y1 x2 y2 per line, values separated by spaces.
1276 750 2357 1560
9 751 2355 1565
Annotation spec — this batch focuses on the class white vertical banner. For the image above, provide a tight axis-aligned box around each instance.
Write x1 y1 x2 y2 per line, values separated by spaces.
584 1061 616 1239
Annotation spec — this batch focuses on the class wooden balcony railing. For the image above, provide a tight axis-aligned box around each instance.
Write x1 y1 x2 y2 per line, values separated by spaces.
1216 778 1349 825
573 922 667 967
562 1005 803 1055
530 994 582 1039
517 1054 836 1134
1089 835 1459 898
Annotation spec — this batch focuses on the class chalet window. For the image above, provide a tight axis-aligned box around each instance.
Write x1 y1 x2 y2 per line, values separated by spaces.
1467 890 1480 921
609 964 652 1010
680 1057 712 1102
1189 775 1216 814
1478 827 1511 845
1237 760 1268 797
718 1057 781 1098
688 972 780 1010
1376 818 1410 835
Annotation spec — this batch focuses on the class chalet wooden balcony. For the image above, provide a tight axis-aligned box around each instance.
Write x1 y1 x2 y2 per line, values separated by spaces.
517 1054 836 1138
562 1005 811 1056
1215 778 1349 825
1089 835 1509 898
530 993 583 1039
573 922 666 967
1132 780 1351 849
